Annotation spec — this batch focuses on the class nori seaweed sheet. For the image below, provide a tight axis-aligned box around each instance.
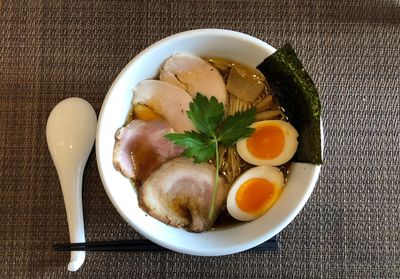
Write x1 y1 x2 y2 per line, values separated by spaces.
257 43 322 165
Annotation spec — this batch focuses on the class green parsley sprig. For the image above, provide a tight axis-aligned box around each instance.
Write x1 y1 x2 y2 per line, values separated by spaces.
165 93 256 220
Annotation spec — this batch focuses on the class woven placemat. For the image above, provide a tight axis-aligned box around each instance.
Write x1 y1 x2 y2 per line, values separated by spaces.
1 0 399 278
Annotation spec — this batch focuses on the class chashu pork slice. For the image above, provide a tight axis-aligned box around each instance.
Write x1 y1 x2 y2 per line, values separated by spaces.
160 54 227 105
140 157 228 232
132 80 195 132
113 119 183 182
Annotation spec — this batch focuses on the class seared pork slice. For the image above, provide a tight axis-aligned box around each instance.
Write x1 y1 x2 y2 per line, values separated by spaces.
132 80 195 132
160 54 227 105
140 157 228 232
113 119 183 181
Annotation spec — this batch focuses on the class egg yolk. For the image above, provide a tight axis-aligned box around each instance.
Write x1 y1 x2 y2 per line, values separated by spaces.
247 124 284 159
235 178 277 214
133 104 162 121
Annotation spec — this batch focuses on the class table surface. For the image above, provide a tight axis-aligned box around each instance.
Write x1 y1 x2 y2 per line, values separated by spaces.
1 0 399 278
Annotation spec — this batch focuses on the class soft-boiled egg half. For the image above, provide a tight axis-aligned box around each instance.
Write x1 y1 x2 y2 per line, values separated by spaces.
237 120 299 166
227 166 284 221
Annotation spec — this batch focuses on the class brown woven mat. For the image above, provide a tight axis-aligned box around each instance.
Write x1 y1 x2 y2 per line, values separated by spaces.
1 0 399 278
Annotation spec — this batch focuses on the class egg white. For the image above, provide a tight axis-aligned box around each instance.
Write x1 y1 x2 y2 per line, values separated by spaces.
237 120 298 166
227 166 284 221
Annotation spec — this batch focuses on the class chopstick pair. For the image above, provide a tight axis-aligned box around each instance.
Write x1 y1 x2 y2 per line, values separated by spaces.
53 236 279 252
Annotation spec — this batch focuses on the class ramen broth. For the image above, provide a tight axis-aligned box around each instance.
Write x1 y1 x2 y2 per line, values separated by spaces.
126 57 288 229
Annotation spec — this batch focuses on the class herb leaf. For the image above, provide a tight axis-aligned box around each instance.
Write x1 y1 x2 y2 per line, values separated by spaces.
187 93 224 137
219 108 256 145
165 131 216 163
167 94 256 162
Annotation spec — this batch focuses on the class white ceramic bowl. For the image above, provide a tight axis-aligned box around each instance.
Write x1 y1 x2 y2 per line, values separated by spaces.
96 29 321 256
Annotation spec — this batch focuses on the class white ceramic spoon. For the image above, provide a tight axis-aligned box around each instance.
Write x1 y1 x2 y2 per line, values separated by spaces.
46 98 97 272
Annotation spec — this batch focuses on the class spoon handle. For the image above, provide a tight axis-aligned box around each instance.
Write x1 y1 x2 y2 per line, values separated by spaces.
58 168 86 272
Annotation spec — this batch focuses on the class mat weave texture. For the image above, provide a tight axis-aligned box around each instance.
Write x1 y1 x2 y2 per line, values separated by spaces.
0 1 399 278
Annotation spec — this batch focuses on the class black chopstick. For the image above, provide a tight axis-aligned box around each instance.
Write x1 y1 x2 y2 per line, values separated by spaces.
53 237 279 252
